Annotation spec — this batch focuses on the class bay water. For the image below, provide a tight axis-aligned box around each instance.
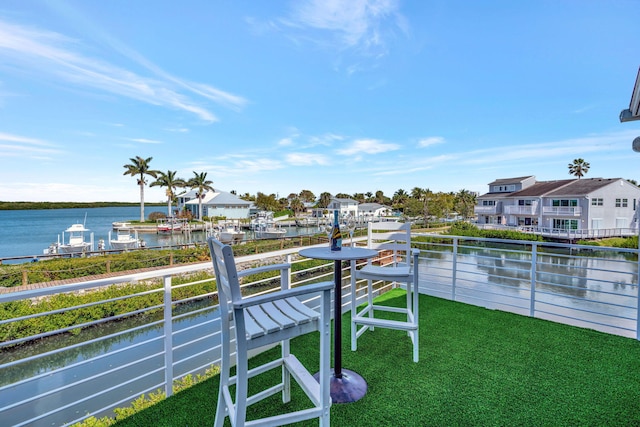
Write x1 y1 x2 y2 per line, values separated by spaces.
0 206 320 263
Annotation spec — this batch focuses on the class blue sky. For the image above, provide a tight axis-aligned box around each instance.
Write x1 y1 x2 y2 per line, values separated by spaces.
1 0 639 203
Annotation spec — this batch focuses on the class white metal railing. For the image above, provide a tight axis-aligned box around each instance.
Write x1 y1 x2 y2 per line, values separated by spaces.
478 224 638 239
1 236 639 426
474 206 500 214
504 205 538 215
413 234 639 339
542 206 582 216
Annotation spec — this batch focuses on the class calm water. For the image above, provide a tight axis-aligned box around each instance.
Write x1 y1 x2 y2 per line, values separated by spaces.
0 207 321 262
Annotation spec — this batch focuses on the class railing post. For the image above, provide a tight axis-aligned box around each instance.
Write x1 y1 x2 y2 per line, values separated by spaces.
22 270 28 286
163 275 173 397
284 254 292 290
529 243 537 317
451 237 458 301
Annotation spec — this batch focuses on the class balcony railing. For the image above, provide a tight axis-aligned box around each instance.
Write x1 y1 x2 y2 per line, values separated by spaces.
1 237 639 426
504 205 538 215
542 206 582 216
474 205 500 214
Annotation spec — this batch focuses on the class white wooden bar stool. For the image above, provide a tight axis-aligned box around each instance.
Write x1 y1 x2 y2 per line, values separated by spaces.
350 221 420 362
208 237 333 427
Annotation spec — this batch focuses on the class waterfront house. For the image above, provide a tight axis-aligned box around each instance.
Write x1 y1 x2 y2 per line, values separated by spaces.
357 202 393 219
475 176 640 236
327 197 359 217
177 189 252 220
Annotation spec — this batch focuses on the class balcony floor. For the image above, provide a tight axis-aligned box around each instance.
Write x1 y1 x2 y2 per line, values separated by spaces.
114 290 640 426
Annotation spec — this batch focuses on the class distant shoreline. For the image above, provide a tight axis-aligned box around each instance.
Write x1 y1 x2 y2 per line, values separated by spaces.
0 202 165 211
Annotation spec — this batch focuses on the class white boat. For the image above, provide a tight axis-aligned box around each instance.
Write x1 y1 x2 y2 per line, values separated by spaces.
251 211 287 239
218 226 245 244
54 223 94 254
253 220 287 239
256 226 286 239
109 224 139 250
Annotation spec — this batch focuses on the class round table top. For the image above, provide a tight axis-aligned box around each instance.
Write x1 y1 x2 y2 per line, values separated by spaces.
299 246 377 261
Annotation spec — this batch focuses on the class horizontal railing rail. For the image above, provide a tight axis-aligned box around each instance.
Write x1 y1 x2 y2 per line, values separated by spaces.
1 235 638 426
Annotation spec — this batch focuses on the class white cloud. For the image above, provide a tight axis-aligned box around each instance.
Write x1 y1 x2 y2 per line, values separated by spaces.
286 152 329 165
127 138 162 144
237 158 284 172
285 0 406 55
0 19 247 123
418 136 445 148
336 138 400 155
0 132 61 158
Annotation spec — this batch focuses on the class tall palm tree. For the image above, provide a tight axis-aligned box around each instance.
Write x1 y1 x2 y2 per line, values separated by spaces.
187 171 214 220
150 170 186 218
123 156 160 222
568 158 590 179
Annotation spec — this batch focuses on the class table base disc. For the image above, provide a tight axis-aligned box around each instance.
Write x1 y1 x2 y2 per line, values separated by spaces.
313 369 367 403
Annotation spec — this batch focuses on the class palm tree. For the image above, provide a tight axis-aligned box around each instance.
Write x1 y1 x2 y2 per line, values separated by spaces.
455 189 477 219
187 172 214 221
568 158 590 179
123 156 160 222
150 170 186 218
318 192 332 208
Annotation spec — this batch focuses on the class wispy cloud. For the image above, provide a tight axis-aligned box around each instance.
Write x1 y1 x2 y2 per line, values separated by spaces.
0 132 61 158
286 152 329 165
279 0 408 59
0 19 246 122
336 138 400 155
418 136 445 148
126 138 162 144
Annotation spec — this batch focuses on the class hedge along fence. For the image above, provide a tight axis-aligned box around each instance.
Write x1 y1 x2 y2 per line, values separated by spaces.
0 234 330 288
0 256 332 345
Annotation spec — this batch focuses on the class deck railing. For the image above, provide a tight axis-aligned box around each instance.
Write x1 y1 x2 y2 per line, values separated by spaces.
1 236 639 426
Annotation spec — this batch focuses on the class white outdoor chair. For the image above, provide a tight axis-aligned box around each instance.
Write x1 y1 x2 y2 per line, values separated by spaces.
208 237 333 427
350 221 420 362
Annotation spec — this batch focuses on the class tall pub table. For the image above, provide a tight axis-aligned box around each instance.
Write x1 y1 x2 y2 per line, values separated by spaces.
298 246 378 403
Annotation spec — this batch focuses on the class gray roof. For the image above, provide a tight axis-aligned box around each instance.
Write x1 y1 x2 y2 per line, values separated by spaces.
545 178 624 197
507 180 574 197
487 176 534 186
358 203 389 211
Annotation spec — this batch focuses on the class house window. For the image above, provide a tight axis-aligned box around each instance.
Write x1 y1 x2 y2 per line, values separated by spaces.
591 198 603 206
615 199 628 208
553 219 578 230
518 200 533 206
552 199 577 207
482 200 495 206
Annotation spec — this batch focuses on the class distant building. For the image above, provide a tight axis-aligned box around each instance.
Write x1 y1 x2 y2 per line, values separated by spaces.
357 202 393 219
475 176 640 234
177 189 252 219
327 198 359 217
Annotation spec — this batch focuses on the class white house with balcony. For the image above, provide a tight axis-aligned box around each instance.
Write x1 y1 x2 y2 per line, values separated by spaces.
326 197 359 217
475 176 640 235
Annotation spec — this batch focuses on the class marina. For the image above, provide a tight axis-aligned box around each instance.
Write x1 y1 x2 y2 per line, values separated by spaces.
0 206 324 264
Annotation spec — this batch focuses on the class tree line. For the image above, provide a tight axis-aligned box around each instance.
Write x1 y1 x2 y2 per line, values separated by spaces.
124 155 479 224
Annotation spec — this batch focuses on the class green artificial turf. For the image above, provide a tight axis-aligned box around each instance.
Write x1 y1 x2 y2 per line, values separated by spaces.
115 290 640 426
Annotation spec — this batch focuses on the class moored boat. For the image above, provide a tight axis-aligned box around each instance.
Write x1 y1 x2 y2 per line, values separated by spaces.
157 217 184 233
109 224 139 250
44 223 94 255
218 226 245 244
